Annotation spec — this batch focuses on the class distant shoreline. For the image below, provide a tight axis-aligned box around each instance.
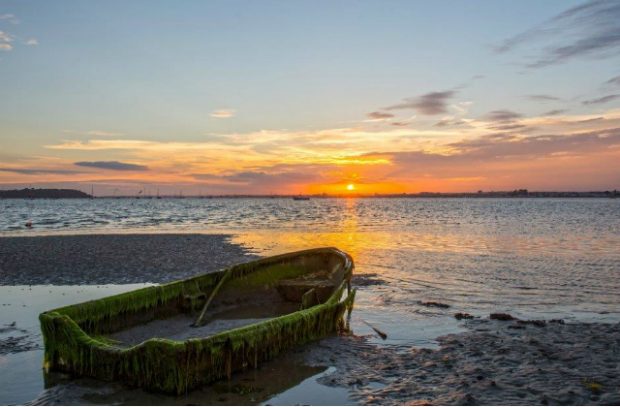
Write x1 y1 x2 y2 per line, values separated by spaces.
0 187 618 199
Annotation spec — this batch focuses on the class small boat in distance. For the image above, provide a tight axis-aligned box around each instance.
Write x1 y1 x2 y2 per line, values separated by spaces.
293 195 310 201
40 248 355 394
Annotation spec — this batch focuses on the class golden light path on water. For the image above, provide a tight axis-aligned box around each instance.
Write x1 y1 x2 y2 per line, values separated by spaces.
228 198 620 349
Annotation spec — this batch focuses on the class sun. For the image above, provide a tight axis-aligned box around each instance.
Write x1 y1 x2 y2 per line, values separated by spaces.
346 183 355 191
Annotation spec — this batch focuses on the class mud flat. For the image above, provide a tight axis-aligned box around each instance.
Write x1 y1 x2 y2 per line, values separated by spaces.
306 317 620 405
0 234 257 285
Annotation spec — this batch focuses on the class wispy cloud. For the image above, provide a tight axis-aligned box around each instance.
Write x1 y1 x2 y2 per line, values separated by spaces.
366 111 394 120
582 94 620 105
482 110 523 122
604 75 620 87
527 94 560 101
62 129 125 138
449 127 620 158
86 130 123 137
210 109 235 119
434 118 470 128
0 167 81 175
0 30 13 51
194 169 323 185
385 91 457 115
74 161 149 171
543 109 568 116
496 0 620 67
0 14 19 24
0 14 37 52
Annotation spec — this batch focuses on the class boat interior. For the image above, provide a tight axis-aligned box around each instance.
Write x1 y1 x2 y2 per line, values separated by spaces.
100 249 351 346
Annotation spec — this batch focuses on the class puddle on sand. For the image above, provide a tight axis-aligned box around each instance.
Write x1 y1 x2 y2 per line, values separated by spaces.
263 367 352 406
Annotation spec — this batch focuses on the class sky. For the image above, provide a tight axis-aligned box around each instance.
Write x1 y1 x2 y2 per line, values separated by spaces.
1 0 619 195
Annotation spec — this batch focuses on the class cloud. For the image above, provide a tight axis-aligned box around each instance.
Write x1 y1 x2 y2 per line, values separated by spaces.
0 30 13 51
605 75 620 87
434 118 470 128
210 109 235 119
25 38 38 46
385 91 456 115
582 94 620 105
74 161 149 171
0 167 81 175
374 127 620 172
487 123 530 131
483 110 523 122
544 109 568 116
449 127 620 158
86 130 123 137
366 111 394 120
496 0 620 67
0 14 18 24
191 166 328 190
527 94 560 101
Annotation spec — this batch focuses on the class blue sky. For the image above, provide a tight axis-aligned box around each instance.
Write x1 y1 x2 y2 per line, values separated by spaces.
1 0 619 194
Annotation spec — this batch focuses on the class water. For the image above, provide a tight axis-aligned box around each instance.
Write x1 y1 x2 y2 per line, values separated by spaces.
2 197 618 321
1 197 619 404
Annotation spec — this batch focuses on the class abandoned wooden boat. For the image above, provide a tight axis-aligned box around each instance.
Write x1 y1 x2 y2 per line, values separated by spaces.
39 247 355 394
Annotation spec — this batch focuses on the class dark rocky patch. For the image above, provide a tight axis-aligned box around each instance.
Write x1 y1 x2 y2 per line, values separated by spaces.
351 273 386 287
454 312 475 320
418 301 451 309
489 313 515 321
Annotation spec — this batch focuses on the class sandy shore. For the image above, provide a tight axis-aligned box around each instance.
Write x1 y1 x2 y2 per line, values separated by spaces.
0 234 257 285
26 317 620 405
306 317 620 405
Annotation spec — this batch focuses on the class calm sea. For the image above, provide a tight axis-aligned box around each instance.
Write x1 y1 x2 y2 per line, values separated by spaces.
1 198 619 326
1 197 619 404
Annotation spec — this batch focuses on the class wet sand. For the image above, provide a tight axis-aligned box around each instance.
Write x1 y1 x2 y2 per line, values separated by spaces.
0 234 257 285
0 322 41 355
306 317 620 405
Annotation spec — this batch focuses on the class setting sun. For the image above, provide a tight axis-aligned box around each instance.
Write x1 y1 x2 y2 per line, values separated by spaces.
347 184 355 191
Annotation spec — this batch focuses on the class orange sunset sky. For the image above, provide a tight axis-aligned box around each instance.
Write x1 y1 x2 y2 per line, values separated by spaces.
1 1 619 195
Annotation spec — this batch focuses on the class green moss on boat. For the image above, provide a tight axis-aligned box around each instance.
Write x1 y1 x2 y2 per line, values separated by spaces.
39 247 356 394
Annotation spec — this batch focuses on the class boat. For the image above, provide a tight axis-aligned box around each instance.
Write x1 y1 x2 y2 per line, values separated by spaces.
292 196 310 201
39 247 355 394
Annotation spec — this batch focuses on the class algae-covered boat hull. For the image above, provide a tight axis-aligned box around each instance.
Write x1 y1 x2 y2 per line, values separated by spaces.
39 247 355 394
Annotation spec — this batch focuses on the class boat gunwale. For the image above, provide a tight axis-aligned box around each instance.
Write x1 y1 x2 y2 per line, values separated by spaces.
40 246 354 349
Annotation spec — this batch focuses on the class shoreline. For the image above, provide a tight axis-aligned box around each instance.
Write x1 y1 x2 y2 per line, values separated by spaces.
0 233 258 285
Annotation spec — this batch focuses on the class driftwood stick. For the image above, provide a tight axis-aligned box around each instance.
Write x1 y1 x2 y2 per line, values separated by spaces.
360 319 388 340
192 269 232 327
